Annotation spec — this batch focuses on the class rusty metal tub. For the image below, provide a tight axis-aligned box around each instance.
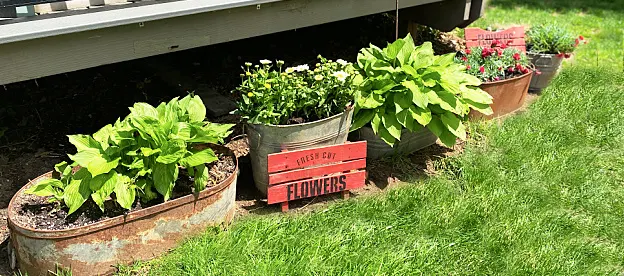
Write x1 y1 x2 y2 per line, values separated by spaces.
7 153 238 276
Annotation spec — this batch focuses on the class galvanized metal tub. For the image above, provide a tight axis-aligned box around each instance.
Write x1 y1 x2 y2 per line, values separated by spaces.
7 149 238 276
247 107 353 195
528 52 564 92
350 126 438 160
469 71 532 119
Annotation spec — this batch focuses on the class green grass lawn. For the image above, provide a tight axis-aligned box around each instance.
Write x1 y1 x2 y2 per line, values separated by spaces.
124 1 624 275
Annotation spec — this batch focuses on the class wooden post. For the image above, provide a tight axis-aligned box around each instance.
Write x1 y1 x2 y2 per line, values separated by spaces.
281 202 289 212
342 190 350 200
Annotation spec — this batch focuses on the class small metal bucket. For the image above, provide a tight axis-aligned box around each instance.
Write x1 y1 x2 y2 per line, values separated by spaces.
528 52 564 92
247 108 353 195
350 126 438 160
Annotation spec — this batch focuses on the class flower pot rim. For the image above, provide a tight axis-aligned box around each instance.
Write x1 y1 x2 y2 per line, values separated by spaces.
248 105 353 129
7 146 238 238
479 71 533 86
527 51 573 57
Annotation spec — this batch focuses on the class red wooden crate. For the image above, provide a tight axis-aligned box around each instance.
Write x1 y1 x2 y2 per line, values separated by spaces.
267 141 367 212
465 26 526 52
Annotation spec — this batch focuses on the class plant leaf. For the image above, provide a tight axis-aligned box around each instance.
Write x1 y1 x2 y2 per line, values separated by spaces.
382 112 402 141
402 80 428 109
64 168 92 215
67 135 101 152
114 180 136 210
350 109 375 132
187 96 207 122
410 106 433 126
427 116 457 147
180 149 218 168
153 163 178 201
68 149 120 177
440 112 467 141
193 164 209 193
25 179 63 197
156 139 187 164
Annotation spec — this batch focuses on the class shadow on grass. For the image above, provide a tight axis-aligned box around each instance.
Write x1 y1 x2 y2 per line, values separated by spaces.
487 0 624 13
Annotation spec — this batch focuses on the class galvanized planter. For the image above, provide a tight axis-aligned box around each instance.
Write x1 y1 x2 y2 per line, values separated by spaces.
528 52 564 92
247 107 353 195
470 71 533 119
7 149 238 276
350 126 438 160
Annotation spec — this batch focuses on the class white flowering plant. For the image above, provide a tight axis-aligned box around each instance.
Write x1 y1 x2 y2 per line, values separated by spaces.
234 56 357 125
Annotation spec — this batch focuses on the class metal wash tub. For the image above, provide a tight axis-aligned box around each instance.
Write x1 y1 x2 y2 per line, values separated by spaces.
7 149 238 276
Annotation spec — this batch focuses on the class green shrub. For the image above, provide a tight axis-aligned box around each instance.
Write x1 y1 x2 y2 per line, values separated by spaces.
26 95 233 215
351 35 493 147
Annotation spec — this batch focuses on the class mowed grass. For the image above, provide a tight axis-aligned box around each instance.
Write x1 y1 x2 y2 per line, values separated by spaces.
471 0 624 71
129 1 624 275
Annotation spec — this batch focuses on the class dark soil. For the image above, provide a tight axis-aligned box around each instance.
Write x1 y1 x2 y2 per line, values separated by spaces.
10 154 235 231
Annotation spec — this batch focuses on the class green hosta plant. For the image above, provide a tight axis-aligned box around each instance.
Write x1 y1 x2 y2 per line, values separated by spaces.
26 95 233 215
351 35 493 147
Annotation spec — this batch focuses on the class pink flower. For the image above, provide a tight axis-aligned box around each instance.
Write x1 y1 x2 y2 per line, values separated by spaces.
579 35 585 40
465 49 472 54
466 65 472 70
535 70 542 75
564 53 571 58
556 53 565 58
494 76 500 81
479 66 485 73
500 43 508 49
513 53 521 61
461 56 468 62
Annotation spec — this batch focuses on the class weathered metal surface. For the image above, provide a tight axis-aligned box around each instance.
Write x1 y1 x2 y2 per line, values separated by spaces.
7 148 238 276
528 52 564 92
470 71 533 119
350 127 438 160
247 107 353 196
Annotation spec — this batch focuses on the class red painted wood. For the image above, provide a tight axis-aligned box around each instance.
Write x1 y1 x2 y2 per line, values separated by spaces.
267 170 366 204
466 38 526 47
464 27 525 40
269 159 366 185
281 202 289 212
267 141 367 173
465 27 526 53
342 190 350 199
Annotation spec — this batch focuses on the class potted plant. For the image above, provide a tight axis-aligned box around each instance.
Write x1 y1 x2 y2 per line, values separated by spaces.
456 40 534 119
349 35 493 159
234 57 356 195
7 95 237 276
526 25 586 91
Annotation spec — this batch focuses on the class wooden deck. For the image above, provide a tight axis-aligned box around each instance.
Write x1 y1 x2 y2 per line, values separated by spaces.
0 0 484 85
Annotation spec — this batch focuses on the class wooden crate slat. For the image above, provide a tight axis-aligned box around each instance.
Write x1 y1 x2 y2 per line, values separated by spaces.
267 141 367 173
464 26 525 40
269 159 366 185
464 26 526 53
267 170 366 204
466 38 526 47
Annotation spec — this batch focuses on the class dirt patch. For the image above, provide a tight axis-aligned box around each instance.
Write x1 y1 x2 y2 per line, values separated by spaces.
9 154 235 231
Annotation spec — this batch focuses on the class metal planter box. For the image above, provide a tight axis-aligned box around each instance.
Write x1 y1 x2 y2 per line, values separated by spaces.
470 71 533 119
7 152 238 276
